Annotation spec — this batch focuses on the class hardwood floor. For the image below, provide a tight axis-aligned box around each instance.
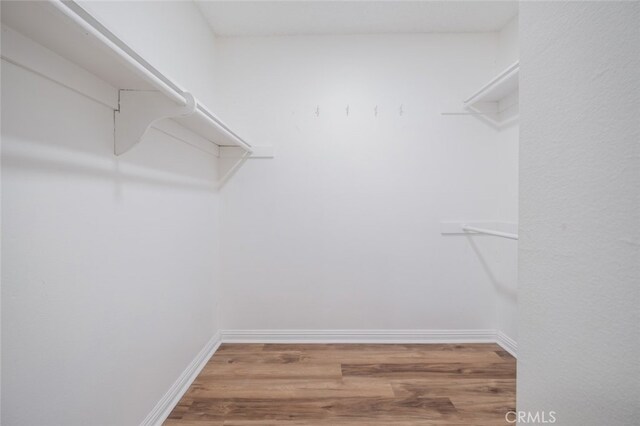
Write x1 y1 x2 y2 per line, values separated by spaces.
165 343 516 425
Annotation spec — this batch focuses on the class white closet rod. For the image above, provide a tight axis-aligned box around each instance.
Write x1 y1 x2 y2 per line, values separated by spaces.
462 225 519 240
50 0 188 106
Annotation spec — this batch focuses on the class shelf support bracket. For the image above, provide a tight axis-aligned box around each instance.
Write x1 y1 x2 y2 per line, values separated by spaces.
114 90 196 155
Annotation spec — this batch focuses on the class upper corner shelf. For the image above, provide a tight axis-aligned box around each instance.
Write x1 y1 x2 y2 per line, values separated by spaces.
0 0 252 155
464 61 519 125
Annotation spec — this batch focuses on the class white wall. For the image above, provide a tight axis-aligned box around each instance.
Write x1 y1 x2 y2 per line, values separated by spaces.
518 2 639 425
494 15 519 346
497 16 519 70
1 2 224 425
215 33 519 333
493 124 518 346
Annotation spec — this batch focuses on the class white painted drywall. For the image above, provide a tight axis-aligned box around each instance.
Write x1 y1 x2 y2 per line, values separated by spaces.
497 15 519 70
518 2 639 425
214 33 519 333
494 15 519 347
1 2 224 425
493 125 519 346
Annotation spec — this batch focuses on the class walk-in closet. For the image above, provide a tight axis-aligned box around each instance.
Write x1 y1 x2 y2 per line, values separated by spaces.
1 1 638 425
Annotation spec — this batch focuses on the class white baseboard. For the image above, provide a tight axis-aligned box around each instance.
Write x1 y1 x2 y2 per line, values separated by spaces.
496 331 518 358
140 332 222 426
221 329 496 344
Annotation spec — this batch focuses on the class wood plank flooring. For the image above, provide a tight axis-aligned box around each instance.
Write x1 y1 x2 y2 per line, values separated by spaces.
165 343 516 425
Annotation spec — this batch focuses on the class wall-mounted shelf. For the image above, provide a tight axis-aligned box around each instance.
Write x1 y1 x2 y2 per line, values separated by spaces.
463 61 519 126
441 222 519 241
1 0 262 158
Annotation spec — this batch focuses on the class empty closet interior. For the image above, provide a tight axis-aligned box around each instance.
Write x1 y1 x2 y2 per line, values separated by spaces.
2 1 520 424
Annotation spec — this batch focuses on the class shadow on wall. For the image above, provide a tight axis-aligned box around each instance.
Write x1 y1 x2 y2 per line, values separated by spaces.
1 126 226 195
466 235 518 303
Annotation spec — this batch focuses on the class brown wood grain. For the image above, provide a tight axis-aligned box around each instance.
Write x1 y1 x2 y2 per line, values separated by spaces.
165 343 516 425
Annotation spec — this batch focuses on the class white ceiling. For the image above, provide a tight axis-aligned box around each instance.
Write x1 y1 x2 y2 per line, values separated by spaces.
195 1 519 37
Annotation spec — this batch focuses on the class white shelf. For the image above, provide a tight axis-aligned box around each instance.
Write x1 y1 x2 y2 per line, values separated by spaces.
464 61 519 126
0 0 253 155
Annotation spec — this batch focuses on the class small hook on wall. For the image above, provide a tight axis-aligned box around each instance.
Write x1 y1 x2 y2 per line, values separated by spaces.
346 105 350 116
374 105 378 117
399 104 404 116
315 105 320 117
